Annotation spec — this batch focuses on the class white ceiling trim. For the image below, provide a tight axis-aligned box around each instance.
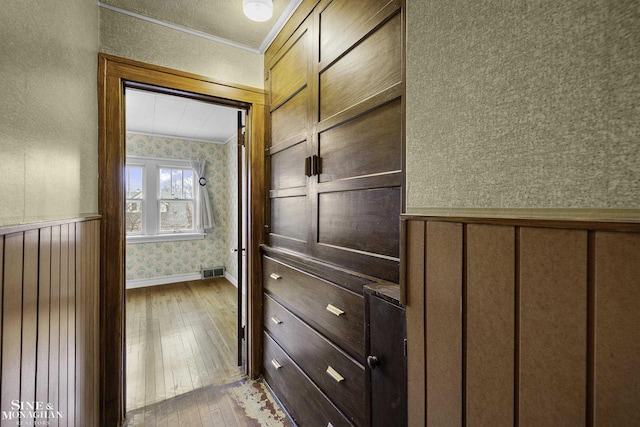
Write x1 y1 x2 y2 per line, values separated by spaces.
259 0 304 53
98 1 261 54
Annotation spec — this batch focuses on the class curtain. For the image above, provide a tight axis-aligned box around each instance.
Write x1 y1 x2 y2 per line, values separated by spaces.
190 158 214 232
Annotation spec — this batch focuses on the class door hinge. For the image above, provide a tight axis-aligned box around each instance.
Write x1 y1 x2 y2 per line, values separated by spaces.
403 338 407 357
240 325 246 340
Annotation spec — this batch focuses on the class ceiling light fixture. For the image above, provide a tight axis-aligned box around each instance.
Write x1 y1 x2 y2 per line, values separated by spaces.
243 0 273 22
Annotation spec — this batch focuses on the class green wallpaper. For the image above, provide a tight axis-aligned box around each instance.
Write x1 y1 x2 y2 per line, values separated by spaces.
126 134 238 282
406 0 640 213
99 8 264 89
0 0 99 226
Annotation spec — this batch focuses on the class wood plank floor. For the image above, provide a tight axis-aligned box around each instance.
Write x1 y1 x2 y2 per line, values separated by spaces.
125 278 291 426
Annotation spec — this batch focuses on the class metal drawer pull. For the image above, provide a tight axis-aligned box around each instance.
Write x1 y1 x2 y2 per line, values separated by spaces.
270 316 282 325
270 273 282 280
271 359 282 370
325 304 344 317
326 366 344 383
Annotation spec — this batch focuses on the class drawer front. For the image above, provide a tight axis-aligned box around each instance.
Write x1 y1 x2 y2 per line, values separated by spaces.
265 294 366 426
263 256 365 360
263 332 353 427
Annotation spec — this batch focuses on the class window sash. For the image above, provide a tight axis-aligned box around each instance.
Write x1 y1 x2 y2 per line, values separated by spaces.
125 156 202 240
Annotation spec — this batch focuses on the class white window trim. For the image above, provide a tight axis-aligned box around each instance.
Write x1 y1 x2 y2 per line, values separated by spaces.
126 155 206 243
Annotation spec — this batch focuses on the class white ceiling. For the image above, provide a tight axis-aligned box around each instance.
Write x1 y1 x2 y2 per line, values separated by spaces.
125 88 241 143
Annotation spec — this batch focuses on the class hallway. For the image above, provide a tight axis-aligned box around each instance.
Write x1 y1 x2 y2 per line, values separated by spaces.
124 278 290 426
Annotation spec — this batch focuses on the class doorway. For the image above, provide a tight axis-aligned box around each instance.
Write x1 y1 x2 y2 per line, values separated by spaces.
122 86 247 413
98 54 266 427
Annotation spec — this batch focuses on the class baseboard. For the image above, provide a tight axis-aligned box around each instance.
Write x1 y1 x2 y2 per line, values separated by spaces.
126 273 202 289
225 272 238 288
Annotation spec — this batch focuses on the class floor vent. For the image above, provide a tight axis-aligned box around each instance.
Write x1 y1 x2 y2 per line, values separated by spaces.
202 266 225 279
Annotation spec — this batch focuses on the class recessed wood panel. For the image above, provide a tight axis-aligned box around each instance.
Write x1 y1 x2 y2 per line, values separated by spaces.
425 221 463 427
319 0 398 63
271 196 308 242
319 14 402 120
271 87 308 147
594 232 640 426
1 218 100 426
271 141 308 191
1 233 23 416
519 227 587 426
36 228 52 409
318 187 401 258
20 230 39 407
466 224 515 426
319 100 401 183
270 29 309 108
405 220 426 427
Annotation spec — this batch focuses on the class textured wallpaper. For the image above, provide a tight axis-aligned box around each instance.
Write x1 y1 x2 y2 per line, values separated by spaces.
125 134 238 282
226 139 239 281
0 0 99 226
406 0 640 212
99 8 264 89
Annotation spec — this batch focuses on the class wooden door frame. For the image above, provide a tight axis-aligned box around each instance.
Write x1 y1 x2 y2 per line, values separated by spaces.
98 53 265 426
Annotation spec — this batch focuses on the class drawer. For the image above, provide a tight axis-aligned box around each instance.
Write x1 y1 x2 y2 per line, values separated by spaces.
263 332 353 427
263 256 365 360
265 294 366 426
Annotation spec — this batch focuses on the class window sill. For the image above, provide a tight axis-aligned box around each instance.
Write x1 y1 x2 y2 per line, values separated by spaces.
126 233 206 244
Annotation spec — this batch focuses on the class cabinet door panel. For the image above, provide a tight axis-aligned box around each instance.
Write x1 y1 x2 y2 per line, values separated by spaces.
270 29 309 108
271 87 308 148
367 293 406 427
271 196 308 242
271 141 308 191
319 0 398 63
318 187 401 258
319 100 402 183
319 14 402 120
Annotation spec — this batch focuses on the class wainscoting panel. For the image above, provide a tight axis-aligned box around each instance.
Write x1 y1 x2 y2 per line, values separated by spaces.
466 224 514 426
0 217 100 426
402 215 640 426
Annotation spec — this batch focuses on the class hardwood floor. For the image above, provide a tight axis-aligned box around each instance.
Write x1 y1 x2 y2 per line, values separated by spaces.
125 278 291 426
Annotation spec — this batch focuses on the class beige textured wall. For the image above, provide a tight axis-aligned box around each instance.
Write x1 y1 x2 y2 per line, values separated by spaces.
99 9 265 89
406 0 640 212
0 1 99 227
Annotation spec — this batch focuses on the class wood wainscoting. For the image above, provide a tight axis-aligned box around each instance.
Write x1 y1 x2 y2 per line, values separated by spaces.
402 215 640 427
0 217 100 426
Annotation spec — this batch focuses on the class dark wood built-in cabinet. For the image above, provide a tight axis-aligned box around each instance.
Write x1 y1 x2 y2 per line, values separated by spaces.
262 0 406 425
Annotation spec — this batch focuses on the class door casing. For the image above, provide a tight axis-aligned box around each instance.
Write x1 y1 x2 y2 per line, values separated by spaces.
97 53 266 426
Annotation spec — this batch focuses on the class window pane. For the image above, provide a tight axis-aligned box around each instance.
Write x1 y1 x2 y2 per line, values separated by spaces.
126 201 143 233
159 201 194 231
126 166 143 199
159 168 172 198
183 170 194 199
172 169 183 198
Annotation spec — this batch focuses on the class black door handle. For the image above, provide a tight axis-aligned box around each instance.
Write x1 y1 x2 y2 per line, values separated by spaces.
367 355 379 369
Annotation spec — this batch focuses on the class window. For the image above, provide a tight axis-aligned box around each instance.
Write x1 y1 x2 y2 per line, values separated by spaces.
126 156 204 243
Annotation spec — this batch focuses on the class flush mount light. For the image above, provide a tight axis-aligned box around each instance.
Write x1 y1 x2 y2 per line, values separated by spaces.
243 0 273 22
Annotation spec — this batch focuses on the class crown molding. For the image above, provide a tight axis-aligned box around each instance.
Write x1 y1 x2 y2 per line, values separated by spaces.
259 0 304 53
98 2 261 54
